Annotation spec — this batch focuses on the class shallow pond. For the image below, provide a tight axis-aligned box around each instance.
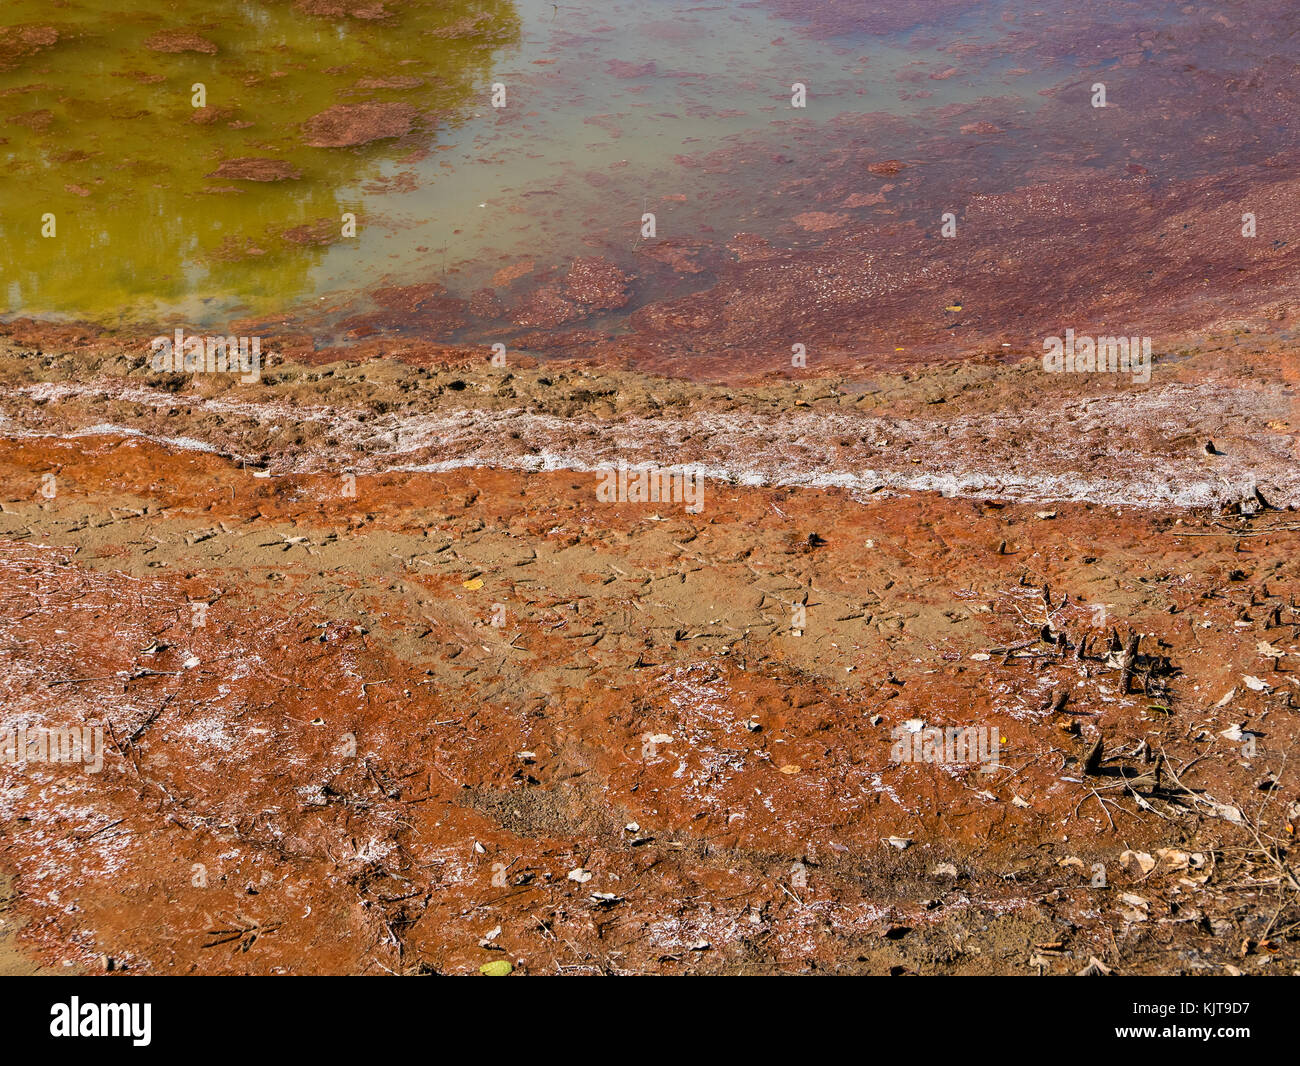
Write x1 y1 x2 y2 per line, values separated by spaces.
1 0 1061 328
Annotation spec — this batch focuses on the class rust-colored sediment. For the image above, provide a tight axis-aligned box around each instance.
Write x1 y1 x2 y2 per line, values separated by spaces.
1 337 1298 974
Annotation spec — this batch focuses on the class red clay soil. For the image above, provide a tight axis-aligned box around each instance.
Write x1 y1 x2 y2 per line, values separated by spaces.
1 338 1298 975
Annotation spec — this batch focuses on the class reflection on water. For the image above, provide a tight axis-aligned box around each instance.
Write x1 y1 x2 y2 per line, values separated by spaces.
0 0 520 324
2 0 1202 332
344 0 1058 301
1 0 1055 328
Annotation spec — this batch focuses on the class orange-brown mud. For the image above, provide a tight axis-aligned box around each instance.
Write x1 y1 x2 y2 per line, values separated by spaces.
5 0 1300 977
1 332 1299 975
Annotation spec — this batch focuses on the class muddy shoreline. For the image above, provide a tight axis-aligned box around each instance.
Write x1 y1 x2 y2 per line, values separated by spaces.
1 327 1296 510
1 328 1299 975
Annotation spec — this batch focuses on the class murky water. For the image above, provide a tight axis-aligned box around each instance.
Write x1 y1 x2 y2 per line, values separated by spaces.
0 0 1056 328
0 0 519 324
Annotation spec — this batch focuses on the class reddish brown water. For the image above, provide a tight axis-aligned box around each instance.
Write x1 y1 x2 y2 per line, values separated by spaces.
8 0 1300 382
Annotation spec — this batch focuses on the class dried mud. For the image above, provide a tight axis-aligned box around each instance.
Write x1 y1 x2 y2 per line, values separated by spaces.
1 330 1299 975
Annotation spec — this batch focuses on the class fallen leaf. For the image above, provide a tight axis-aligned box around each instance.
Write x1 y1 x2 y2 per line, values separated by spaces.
1117 893 1149 922
1120 849 1156 875
1208 801 1245 824
479 960 512 976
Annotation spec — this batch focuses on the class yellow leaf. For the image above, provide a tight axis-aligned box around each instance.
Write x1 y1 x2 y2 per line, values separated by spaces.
479 960 512 976
463 578 484 590
778 764 801 775
945 304 963 312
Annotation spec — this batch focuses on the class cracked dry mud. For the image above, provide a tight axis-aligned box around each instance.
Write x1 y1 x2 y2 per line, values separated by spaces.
2 332 1299 975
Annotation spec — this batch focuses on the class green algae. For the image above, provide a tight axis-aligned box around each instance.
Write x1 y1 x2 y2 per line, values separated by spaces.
0 0 519 324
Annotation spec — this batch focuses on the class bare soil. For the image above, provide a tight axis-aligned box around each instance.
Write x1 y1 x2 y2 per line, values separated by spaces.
1 329 1298 975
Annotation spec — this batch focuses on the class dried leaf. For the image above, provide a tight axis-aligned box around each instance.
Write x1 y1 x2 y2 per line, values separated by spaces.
1120 850 1156 875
